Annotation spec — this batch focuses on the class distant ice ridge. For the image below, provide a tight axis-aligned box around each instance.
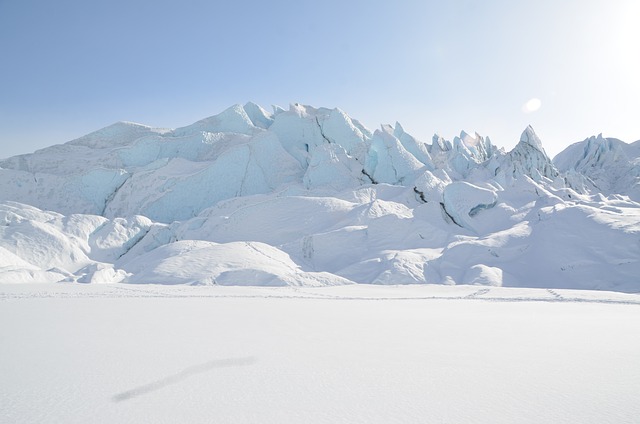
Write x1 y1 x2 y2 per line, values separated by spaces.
0 102 569 222
554 133 640 200
0 103 639 291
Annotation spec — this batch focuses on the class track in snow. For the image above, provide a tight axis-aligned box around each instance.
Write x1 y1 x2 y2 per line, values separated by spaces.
1 283 639 305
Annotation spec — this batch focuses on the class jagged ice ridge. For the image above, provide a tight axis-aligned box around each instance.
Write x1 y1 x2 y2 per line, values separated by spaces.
1 103 639 291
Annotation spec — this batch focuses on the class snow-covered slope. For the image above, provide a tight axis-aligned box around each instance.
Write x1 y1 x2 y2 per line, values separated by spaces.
1 103 638 291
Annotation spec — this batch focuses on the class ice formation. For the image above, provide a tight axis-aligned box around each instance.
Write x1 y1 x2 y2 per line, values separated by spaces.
0 103 638 291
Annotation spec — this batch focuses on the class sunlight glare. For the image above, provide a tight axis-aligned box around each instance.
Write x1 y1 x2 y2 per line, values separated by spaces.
522 98 541 114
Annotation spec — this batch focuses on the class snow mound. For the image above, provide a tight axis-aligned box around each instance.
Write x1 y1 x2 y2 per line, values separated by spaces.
463 264 503 286
123 240 351 286
0 202 161 283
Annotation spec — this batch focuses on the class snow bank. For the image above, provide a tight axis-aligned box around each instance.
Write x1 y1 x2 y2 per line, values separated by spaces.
123 240 351 286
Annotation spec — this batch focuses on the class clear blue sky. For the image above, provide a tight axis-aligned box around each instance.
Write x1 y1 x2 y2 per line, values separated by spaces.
1 0 638 159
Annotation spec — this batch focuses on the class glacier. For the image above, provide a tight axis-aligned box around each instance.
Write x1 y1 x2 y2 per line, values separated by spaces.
1 103 639 292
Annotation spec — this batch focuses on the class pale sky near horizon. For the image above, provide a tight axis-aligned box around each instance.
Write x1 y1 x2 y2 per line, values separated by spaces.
1 0 638 159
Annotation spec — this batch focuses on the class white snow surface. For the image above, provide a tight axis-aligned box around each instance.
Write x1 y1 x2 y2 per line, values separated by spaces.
1 283 639 424
0 103 639 292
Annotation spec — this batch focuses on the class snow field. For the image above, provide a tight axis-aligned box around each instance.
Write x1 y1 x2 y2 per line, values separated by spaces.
1 284 639 424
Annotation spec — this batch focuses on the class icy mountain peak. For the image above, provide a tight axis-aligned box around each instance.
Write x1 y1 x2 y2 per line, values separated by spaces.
553 133 640 198
498 125 558 181
391 123 433 168
460 131 478 147
431 134 452 152
243 102 274 129
173 104 257 136
272 104 286 115
393 122 406 136
380 124 395 135
519 125 545 152
554 134 625 171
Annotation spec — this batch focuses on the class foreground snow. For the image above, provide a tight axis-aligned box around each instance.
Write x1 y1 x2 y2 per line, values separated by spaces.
1 284 639 424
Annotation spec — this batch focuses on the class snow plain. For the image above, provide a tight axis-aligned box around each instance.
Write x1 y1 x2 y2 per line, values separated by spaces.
1 283 639 424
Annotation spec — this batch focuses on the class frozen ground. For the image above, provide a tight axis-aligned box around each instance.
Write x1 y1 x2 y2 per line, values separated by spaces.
1 284 639 424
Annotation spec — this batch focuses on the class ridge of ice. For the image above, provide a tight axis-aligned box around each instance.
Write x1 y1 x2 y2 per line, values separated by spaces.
1 103 639 291
173 104 257 136
520 125 545 152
